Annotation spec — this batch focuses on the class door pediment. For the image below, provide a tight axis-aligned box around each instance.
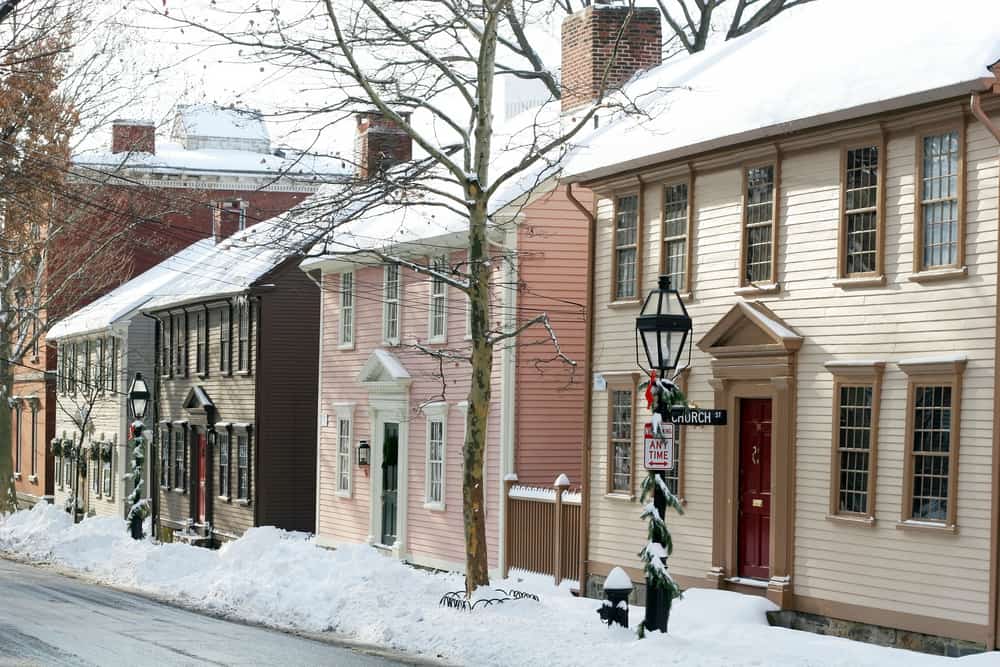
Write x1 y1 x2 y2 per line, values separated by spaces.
357 349 412 391
698 301 802 358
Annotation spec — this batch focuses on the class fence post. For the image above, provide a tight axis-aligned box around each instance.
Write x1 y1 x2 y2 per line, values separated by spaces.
553 474 570 586
503 475 517 578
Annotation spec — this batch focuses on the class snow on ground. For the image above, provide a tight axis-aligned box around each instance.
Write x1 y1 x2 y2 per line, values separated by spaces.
0 504 995 666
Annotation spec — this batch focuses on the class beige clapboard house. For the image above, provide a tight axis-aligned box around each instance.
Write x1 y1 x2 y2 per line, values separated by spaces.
563 0 1000 651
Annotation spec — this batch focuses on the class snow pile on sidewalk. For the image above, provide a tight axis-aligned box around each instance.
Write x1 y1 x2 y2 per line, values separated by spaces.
0 504 989 666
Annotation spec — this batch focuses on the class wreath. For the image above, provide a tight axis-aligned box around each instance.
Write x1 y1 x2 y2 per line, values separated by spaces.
100 442 113 463
50 438 63 457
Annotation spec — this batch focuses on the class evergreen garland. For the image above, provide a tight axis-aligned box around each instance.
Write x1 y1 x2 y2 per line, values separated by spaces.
126 421 150 539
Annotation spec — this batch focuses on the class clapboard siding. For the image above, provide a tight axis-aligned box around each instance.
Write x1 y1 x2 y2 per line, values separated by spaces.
514 186 592 488
587 105 999 629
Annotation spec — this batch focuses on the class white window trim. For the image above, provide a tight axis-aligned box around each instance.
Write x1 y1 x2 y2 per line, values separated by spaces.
464 293 472 341
338 271 355 350
334 402 356 498
383 264 401 346
428 256 448 344
423 401 449 510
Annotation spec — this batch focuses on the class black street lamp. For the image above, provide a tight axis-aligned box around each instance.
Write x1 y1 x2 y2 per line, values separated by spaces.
127 373 150 421
636 275 692 377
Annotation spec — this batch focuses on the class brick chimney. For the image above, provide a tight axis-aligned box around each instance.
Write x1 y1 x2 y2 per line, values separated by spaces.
560 4 662 113
356 111 412 180
112 120 155 154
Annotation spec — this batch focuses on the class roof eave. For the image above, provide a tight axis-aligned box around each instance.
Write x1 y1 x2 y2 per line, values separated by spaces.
566 78 991 184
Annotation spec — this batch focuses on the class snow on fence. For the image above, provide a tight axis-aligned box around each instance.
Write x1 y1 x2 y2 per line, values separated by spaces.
504 475 581 586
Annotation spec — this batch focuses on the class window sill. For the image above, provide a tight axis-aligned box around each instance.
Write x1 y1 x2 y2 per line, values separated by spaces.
335 490 352 499
826 513 875 527
172 488 186 494
907 266 968 283
218 495 231 502
13 472 21 480
236 370 251 377
423 501 446 512
236 498 251 507
895 519 957 534
608 300 642 310
832 275 885 289
678 292 693 304
28 475 37 483
734 282 780 296
427 337 448 346
382 340 401 348
196 372 208 379
605 492 635 502
337 343 355 351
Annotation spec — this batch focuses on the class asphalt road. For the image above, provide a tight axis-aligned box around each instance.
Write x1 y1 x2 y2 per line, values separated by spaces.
0 559 409 667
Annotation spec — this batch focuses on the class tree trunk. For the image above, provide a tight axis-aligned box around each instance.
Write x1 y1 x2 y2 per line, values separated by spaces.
0 345 16 514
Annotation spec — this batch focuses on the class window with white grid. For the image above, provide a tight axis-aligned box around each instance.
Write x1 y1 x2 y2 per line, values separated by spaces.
160 427 170 488
429 257 447 342
173 428 186 491
836 385 873 514
237 433 250 501
219 431 231 498
220 306 231 374
663 183 688 292
614 195 638 300
340 272 354 346
102 456 112 498
909 386 953 522
383 264 401 343
174 316 186 377
195 311 206 375
919 131 961 269
337 418 351 493
844 146 879 275
609 389 633 494
237 301 250 372
744 165 774 284
427 419 444 504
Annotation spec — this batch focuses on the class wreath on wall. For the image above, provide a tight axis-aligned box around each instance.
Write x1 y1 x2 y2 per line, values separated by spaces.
100 442 113 463
50 438 63 457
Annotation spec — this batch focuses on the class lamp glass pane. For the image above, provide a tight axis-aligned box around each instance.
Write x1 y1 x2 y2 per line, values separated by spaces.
132 397 147 419
639 328 656 369
658 330 672 369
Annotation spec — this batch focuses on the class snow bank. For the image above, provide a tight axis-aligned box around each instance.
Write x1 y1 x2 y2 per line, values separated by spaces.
0 505 977 666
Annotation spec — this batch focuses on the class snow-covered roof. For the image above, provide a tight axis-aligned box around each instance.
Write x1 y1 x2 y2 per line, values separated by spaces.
563 0 1000 182
171 104 270 152
301 101 567 269
46 239 217 341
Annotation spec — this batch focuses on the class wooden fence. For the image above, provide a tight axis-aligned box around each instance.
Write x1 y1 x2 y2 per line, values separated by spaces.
504 475 581 585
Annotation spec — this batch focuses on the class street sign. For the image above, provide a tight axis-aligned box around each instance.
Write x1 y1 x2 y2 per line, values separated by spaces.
669 407 728 426
643 422 674 471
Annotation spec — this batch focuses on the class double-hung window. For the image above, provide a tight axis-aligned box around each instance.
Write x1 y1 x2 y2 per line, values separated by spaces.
102 449 112 498
613 195 639 300
13 404 21 474
429 257 447 343
82 341 90 392
608 384 635 495
841 144 882 278
162 318 172 377
174 316 186 377
339 272 354 347
108 337 117 392
29 404 37 478
173 427 186 491
236 432 250 501
916 128 964 272
899 358 965 530
219 431 231 499
237 301 250 372
383 264 401 344
662 182 689 292
826 362 884 522
160 426 170 488
195 310 206 375
742 164 777 286
337 418 351 494
96 338 105 394
423 402 448 508
220 307 231 374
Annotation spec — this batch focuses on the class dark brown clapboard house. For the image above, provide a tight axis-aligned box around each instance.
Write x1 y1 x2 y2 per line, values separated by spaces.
141 214 321 544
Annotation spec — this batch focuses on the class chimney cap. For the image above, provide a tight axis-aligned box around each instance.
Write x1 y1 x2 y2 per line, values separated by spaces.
112 118 155 127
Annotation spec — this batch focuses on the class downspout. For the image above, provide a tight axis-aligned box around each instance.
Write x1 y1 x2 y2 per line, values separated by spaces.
974 88 1000 650
567 183 596 597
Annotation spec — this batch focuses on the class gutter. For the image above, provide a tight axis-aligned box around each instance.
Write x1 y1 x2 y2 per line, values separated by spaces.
566 183 596 597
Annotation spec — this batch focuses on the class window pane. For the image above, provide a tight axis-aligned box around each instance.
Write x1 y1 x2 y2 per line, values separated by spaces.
610 390 633 493
837 385 873 514
614 196 638 299
921 131 960 268
910 385 952 521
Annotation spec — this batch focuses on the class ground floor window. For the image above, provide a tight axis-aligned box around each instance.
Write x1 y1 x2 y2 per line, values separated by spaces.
173 427 187 492
102 456 113 498
608 386 635 495
236 432 250 501
219 431 231 499
160 427 170 488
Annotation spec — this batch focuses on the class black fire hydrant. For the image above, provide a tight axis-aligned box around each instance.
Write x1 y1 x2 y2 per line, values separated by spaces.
597 566 633 628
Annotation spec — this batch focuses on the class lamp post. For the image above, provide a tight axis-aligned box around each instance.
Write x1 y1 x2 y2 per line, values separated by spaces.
126 373 151 539
635 275 691 635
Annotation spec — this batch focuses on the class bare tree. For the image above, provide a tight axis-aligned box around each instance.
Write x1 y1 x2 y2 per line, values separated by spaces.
157 0 669 594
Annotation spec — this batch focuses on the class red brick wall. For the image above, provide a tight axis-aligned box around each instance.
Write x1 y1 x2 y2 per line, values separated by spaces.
356 112 413 179
561 6 662 113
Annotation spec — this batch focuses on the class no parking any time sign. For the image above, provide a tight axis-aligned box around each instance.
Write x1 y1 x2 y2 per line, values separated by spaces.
643 422 674 471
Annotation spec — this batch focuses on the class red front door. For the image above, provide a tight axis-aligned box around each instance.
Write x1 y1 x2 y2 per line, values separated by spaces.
197 433 207 524
738 398 772 579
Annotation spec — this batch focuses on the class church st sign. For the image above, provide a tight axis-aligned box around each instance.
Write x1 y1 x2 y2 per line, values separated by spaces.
668 407 728 426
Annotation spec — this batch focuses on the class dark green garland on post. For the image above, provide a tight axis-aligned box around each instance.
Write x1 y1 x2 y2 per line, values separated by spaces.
126 422 149 539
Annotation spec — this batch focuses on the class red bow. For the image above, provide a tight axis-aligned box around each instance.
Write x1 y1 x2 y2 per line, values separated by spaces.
645 370 656 409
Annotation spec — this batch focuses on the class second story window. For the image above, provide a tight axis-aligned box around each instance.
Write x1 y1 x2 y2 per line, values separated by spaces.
917 130 963 270
220 306 231 374
96 338 105 393
339 272 354 347
613 195 639 300
843 145 880 276
743 165 776 285
237 300 250 373
383 264 400 344
81 340 90 391
663 183 689 292
107 337 117 393
195 311 206 375
161 318 172 377
174 315 186 377
429 257 447 343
